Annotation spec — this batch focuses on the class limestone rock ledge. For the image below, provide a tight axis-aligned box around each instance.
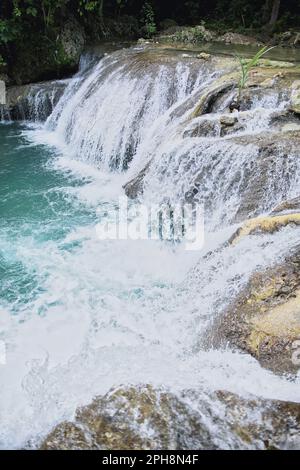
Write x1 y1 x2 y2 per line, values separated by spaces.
40 385 300 450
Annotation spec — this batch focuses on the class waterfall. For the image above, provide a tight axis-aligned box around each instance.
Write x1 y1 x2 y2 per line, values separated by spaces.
0 80 69 122
46 47 216 170
46 45 299 227
1 44 300 449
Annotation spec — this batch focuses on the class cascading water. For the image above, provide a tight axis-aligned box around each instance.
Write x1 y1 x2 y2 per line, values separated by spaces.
0 80 69 122
0 44 300 449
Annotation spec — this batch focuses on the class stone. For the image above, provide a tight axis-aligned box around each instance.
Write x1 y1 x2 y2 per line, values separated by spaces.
229 213 300 245
218 32 261 46
197 52 211 60
123 162 151 199
220 115 237 126
191 72 238 117
282 123 300 132
272 196 300 214
0 80 5 105
60 18 85 64
40 385 300 450
208 247 300 375
183 118 219 138
2 80 67 121
290 80 300 114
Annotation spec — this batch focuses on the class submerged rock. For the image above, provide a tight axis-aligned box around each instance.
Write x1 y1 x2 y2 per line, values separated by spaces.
124 162 151 199
40 385 300 450
272 196 300 214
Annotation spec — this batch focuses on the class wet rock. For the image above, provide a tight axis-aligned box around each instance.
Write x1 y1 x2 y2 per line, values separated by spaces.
41 385 215 450
229 213 300 245
282 123 300 132
269 110 300 129
290 80 300 114
40 385 300 450
192 73 237 117
209 248 300 375
232 132 300 222
2 80 67 121
124 162 151 199
183 118 219 138
197 52 211 60
0 80 5 105
272 196 300 214
220 115 237 126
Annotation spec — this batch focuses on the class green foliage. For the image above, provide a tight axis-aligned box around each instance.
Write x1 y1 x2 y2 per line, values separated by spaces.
0 19 20 43
0 1 299 85
0 54 6 68
140 1 156 38
237 46 275 98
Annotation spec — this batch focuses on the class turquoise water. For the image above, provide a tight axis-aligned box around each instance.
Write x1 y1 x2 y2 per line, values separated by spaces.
0 123 95 312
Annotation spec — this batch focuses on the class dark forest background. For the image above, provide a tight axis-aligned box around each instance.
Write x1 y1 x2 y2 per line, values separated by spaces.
1 1 299 84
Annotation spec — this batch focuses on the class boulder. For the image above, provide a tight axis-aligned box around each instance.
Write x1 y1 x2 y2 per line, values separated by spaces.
290 80 300 114
218 32 261 46
197 52 211 60
159 25 216 44
40 385 300 450
183 118 219 138
209 247 300 375
272 196 300 214
229 213 300 245
124 162 151 199
220 115 237 126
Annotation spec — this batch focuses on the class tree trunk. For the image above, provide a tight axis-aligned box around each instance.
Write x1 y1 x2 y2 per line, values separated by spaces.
269 0 280 26
99 0 104 21
262 0 270 23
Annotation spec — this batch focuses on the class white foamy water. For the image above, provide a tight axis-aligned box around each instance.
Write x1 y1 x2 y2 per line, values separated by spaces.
0 45 300 449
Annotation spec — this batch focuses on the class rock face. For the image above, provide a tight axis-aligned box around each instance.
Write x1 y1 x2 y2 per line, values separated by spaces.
273 31 300 48
60 19 85 66
272 196 300 214
1 80 67 121
124 163 151 199
40 385 300 450
230 132 300 222
7 17 85 85
124 58 300 213
290 80 300 114
230 213 300 245
0 80 5 105
209 243 300 375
